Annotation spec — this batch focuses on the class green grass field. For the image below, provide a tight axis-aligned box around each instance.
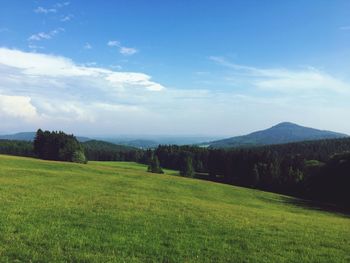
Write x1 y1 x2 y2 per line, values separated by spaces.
0 155 349 262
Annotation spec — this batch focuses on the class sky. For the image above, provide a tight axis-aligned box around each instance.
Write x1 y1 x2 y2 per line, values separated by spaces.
0 0 350 136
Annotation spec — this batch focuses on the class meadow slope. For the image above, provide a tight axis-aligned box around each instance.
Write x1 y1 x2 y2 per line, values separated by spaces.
0 155 349 262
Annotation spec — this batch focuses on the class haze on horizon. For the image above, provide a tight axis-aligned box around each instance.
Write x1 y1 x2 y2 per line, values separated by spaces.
0 0 350 136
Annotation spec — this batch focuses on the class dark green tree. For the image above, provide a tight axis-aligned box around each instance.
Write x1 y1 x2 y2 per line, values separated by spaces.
249 164 260 187
72 150 87 163
180 155 195 178
147 155 164 174
33 129 87 163
33 129 45 157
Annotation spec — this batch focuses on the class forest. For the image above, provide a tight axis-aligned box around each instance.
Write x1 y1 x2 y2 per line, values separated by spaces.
152 140 350 209
33 129 87 163
0 130 349 209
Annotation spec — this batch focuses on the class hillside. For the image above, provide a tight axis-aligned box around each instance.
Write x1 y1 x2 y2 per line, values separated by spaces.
0 138 143 162
210 122 348 148
0 132 91 142
0 132 219 149
104 138 159 149
0 132 36 141
82 139 137 152
82 140 141 161
100 136 222 149
0 155 349 262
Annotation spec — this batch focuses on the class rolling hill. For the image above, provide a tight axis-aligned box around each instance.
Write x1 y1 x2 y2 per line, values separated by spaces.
0 132 37 141
102 138 160 149
0 154 349 262
0 132 91 142
99 136 222 149
210 122 348 148
0 138 140 161
0 132 220 149
82 139 137 153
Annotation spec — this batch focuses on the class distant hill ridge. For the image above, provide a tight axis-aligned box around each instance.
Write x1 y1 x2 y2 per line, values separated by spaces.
2 123 348 149
0 132 219 149
82 139 137 152
209 122 348 148
0 132 36 141
0 132 91 143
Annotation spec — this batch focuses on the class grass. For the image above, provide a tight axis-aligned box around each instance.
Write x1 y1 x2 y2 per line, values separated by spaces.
0 154 349 262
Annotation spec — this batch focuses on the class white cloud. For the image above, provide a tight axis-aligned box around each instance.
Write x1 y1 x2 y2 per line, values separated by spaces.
35 2 69 14
0 47 165 129
0 48 90 77
61 14 73 22
84 43 92 49
0 94 39 121
34 6 57 14
28 32 51 41
54 2 70 8
210 56 349 93
28 28 64 41
107 40 138 56
110 64 122 70
0 48 163 84
119 47 138 55
28 44 44 50
107 40 120 47
84 62 97 66
0 47 350 135
106 72 164 91
94 102 140 112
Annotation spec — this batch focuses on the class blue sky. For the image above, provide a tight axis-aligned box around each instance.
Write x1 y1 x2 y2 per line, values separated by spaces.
0 0 350 136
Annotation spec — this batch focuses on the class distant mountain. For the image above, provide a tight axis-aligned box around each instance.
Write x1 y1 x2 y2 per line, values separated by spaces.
0 132 91 143
99 136 222 149
0 132 36 141
209 122 348 148
124 139 159 149
82 140 137 152
0 132 220 149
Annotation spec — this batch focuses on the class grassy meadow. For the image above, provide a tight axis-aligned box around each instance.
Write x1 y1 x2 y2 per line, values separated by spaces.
0 154 349 262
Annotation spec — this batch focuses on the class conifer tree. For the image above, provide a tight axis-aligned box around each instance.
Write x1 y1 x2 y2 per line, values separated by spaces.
147 155 164 174
180 155 195 178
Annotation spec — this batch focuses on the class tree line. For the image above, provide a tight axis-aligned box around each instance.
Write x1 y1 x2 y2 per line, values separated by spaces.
153 139 350 209
0 130 144 163
0 130 349 208
0 139 34 157
33 129 87 163
82 140 144 161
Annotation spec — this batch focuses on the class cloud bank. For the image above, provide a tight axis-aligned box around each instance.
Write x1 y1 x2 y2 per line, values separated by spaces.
0 47 165 133
209 56 349 94
0 48 349 135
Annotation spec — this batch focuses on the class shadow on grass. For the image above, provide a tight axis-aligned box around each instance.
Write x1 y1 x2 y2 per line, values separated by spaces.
280 196 350 217
189 172 350 217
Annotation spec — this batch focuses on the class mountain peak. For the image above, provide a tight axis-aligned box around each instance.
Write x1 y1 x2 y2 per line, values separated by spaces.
210 122 348 148
271 122 299 128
